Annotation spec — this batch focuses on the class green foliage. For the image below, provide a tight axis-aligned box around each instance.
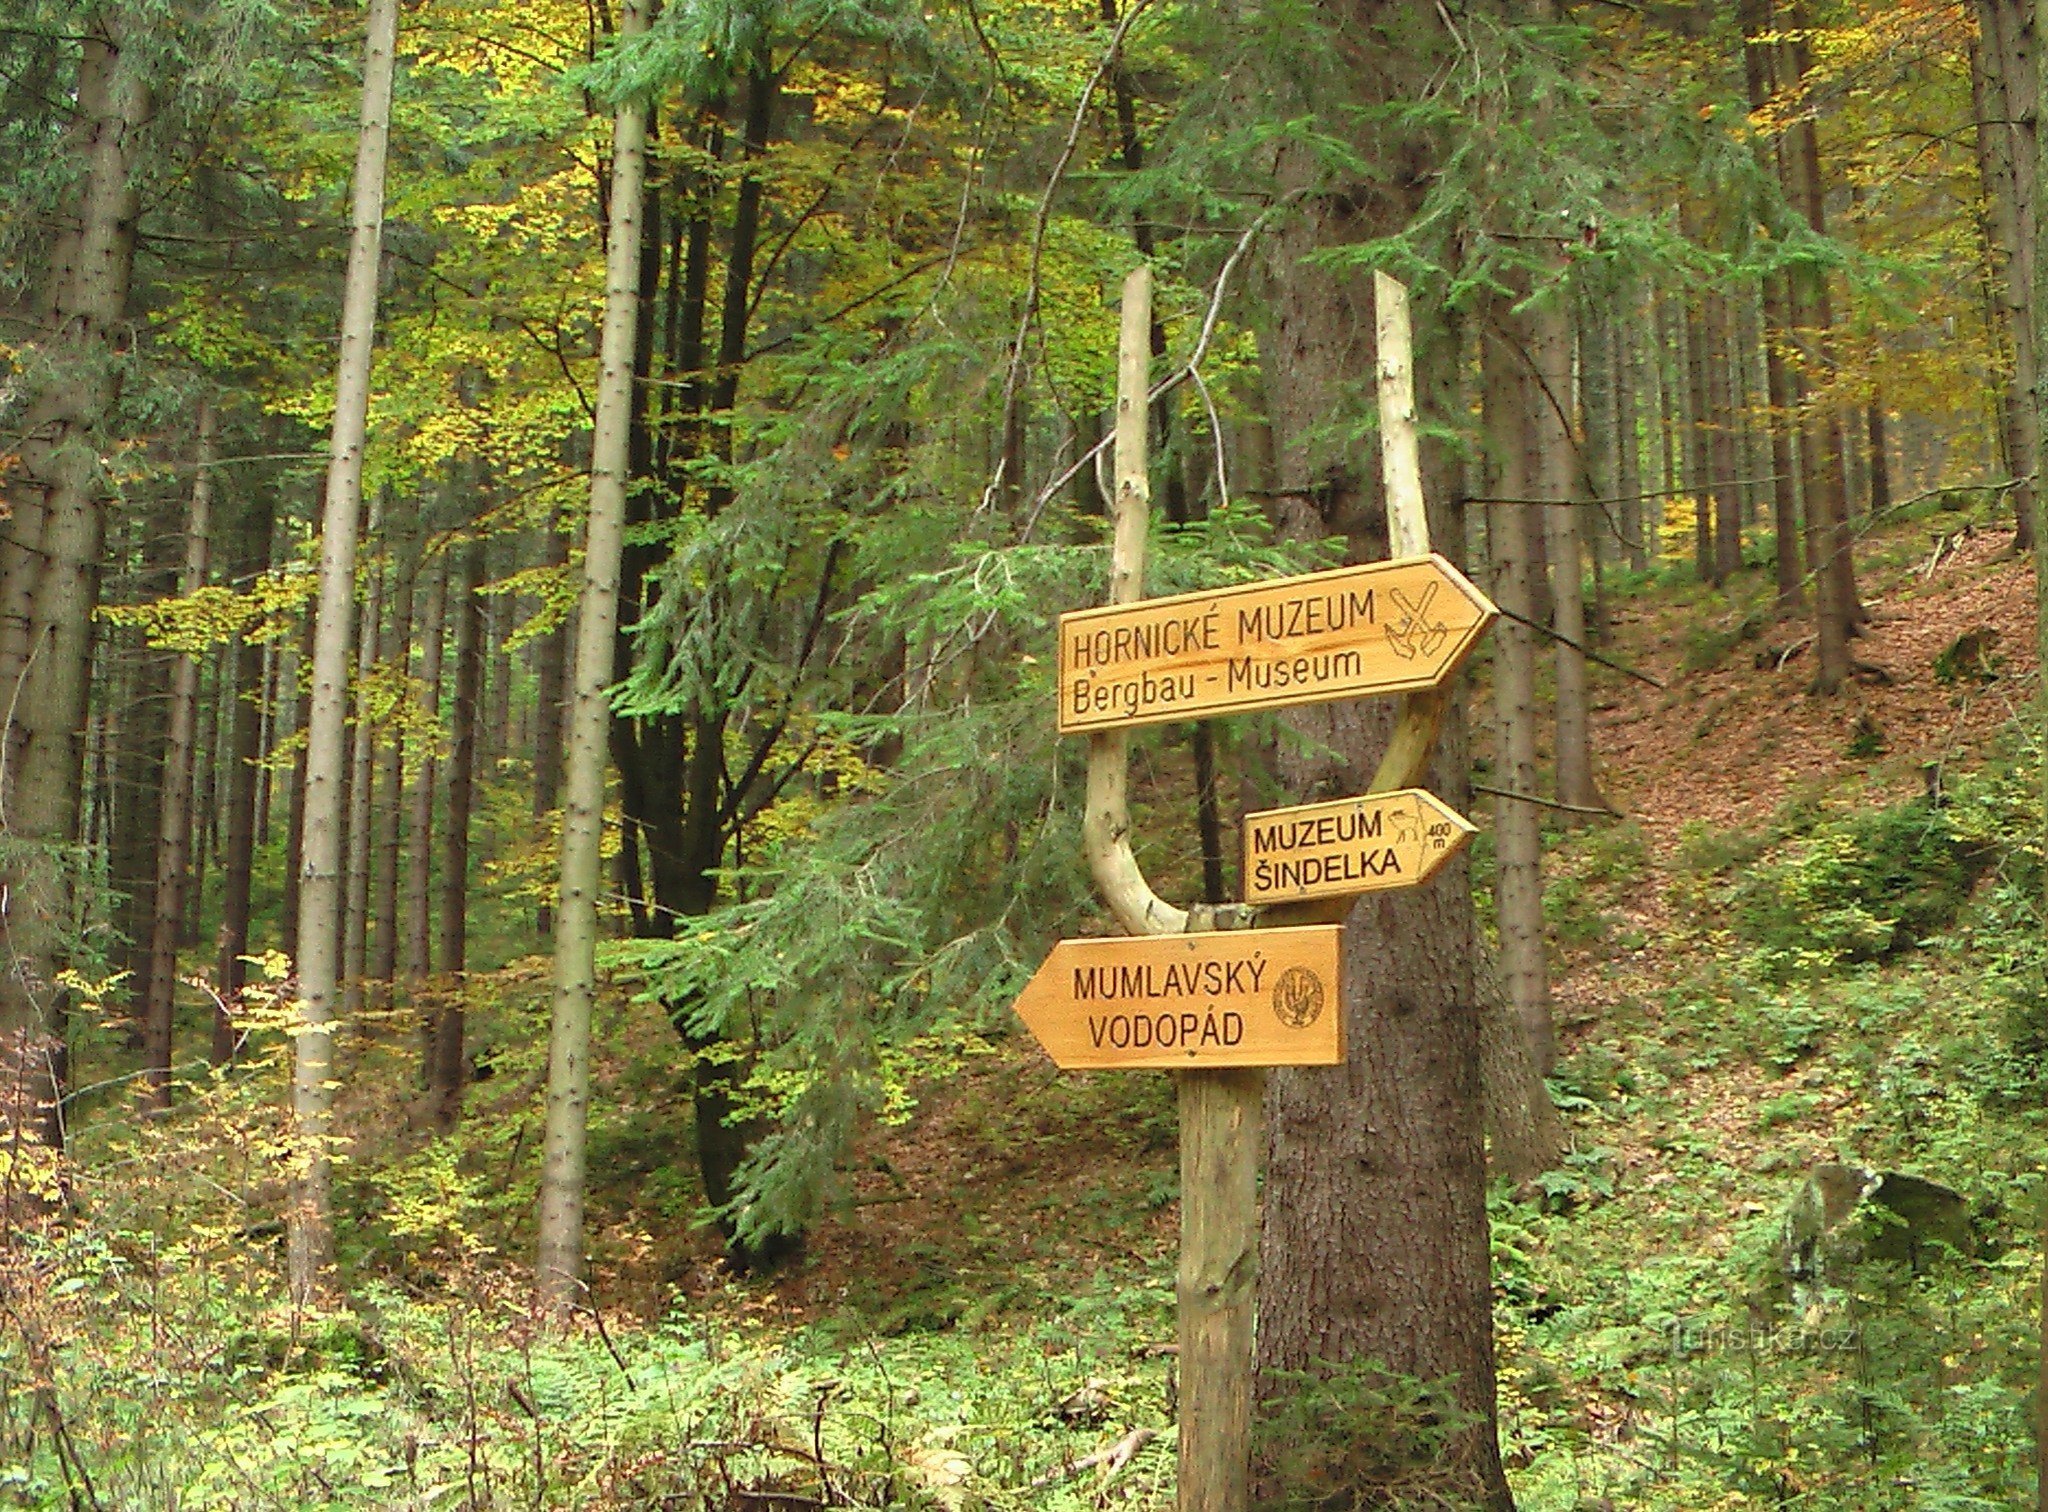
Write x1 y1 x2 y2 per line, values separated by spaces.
1731 799 1991 967
1679 606 1763 673
608 496 1326 1249
1255 1359 1485 1509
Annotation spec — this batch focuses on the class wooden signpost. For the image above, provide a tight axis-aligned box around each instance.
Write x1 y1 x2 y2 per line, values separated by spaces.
1057 554 1494 734
1241 789 1475 906
1012 926 1344 1070
1014 267 1491 1512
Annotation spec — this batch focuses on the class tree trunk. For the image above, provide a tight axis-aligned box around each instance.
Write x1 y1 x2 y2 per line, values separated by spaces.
403 553 447 988
1711 295 1744 583
483 537 512 770
1578 291 1614 640
1867 392 1893 516
0 11 150 1162
1656 289 1681 515
108 603 169 1038
1486 316 1553 1075
536 0 652 1311
1683 285 1715 582
187 642 221 948
429 534 484 1127
213 486 277 1064
1531 289 1598 815
531 511 568 937
1104 6 1229 901
1739 0 1810 611
1781 20 1858 689
1974 0 2038 549
1479 943 1564 1184
340 494 385 1025
1247 12 1511 1498
288 0 400 1304
2029 11 2048 1504
1614 292 1650 573
254 636 277 849
371 509 421 993
140 402 217 1109
280 608 313 960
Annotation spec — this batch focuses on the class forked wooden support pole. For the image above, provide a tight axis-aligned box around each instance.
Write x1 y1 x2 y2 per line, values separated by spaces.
1082 266 1260 1511
1080 268 1438 1511
1370 269 1443 788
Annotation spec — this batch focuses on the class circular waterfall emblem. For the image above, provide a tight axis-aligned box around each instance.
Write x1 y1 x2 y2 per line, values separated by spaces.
1271 965 1326 1029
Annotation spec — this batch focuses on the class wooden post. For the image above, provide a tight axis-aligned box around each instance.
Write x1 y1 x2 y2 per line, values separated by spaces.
1077 270 1445 1509
1177 1066 1262 1511
1371 271 1441 785
1083 267 1260 1510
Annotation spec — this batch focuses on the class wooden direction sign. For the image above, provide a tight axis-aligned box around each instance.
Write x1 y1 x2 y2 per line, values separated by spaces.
1057 552 1496 734
1241 788 1475 905
1013 926 1343 1070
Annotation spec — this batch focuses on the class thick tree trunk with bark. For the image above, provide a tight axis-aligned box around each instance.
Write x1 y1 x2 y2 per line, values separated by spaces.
141 403 217 1108
0 12 150 1162
288 0 400 1302
1974 0 2038 548
1783 18 1863 682
536 0 652 1310
1244 8 1510 1505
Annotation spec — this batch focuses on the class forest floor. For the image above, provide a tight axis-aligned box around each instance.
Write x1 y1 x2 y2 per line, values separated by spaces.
10 493 2047 1510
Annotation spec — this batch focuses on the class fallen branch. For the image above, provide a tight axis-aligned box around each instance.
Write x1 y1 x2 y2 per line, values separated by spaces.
1029 1426 1161 1490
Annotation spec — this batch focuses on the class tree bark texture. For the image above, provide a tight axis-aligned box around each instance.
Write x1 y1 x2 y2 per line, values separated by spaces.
288 0 400 1303
141 402 217 1109
341 494 385 1024
1710 294 1743 583
530 512 567 937
1612 295 1650 573
1245 10 1510 1504
0 11 150 1163
403 553 447 987
1529 289 1598 815
1974 0 2039 549
429 534 485 1127
1782 18 1862 686
280 608 313 960
371 509 421 992
213 486 277 1064
537 0 651 1310
1486 319 1553 1078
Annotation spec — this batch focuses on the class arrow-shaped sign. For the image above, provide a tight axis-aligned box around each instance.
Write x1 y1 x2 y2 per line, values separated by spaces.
1013 926 1343 1070
1241 789 1475 905
1056 552 1496 734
